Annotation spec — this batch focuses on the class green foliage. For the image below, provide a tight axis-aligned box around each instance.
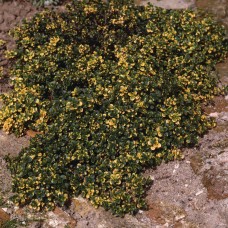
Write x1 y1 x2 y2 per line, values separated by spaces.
1 0 227 216
1 219 19 228
0 194 4 206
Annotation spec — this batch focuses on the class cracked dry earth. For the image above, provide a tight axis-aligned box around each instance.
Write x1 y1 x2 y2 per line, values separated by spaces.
0 0 228 227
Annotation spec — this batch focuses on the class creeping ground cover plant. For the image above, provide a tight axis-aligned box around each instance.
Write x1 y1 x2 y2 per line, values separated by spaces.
1 0 227 216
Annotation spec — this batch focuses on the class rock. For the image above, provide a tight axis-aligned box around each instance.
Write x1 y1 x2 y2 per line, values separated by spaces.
55 5 67 13
0 84 10 94
203 96 228 115
20 5 33 18
216 58 228 85
3 11 16 24
189 128 228 201
0 59 8 66
211 138 228 150
0 33 7 41
69 197 152 228
0 208 10 226
138 0 195 9
174 220 198 228
0 2 13 13
4 3 22 17
219 112 228 122
174 213 186 222
209 112 219 118
196 0 228 30
0 22 10 32
15 207 25 216
25 11 38 21
0 14 4 24
145 200 187 225
44 207 77 228
146 203 166 224
6 41 16 51
195 190 204 196
202 168 228 200
0 130 29 156
71 197 95 219
173 163 180 174
14 207 46 227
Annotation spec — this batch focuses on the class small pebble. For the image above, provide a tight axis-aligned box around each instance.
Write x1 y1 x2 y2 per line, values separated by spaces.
209 112 219 118
175 214 186 221
14 206 19 211
1 208 8 212
195 190 204 196
149 175 155 181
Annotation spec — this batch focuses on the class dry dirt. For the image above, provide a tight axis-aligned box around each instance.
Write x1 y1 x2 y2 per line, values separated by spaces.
0 0 228 227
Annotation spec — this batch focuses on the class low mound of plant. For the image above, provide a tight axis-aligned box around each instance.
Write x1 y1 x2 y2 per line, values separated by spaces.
1 0 227 216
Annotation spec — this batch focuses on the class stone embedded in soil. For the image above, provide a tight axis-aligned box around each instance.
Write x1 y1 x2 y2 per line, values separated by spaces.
3 11 16 24
196 0 228 30
145 199 187 225
0 22 10 32
72 197 94 219
14 208 26 217
12 207 48 227
190 130 228 201
0 208 10 225
216 59 228 85
0 130 30 157
212 138 228 150
43 207 77 228
203 96 228 115
69 197 152 228
21 5 33 14
138 0 195 9
0 59 8 66
202 168 228 200
0 1 39 75
0 33 7 41
6 41 16 51
4 2 22 17
0 2 12 13
174 220 198 228
0 14 4 24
